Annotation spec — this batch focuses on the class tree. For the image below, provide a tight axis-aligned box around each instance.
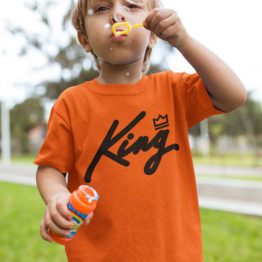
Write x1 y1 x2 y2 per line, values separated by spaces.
10 97 45 153
188 92 262 153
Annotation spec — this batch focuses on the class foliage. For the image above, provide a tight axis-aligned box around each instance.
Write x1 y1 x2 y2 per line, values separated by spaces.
210 92 262 136
189 92 262 145
10 97 45 153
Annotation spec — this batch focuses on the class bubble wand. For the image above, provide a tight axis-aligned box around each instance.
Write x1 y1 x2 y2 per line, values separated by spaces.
112 22 144 36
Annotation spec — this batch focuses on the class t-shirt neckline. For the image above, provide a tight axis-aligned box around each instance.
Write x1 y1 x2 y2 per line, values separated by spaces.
87 74 151 95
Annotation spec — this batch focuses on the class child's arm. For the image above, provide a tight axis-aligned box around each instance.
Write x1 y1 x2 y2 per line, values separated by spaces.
36 166 73 242
144 9 247 112
175 36 246 113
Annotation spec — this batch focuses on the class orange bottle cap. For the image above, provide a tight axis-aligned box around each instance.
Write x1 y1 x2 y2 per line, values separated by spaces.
70 185 99 214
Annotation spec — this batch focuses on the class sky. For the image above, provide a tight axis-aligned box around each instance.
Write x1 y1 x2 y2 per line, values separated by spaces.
0 0 262 107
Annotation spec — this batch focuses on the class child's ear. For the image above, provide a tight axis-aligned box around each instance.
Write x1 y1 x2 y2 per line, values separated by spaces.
77 30 92 52
148 33 157 48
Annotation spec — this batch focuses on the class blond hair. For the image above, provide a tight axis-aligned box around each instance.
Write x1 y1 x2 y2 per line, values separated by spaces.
72 0 163 74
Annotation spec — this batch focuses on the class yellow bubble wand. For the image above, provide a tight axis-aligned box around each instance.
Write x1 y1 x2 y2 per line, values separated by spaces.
112 22 144 36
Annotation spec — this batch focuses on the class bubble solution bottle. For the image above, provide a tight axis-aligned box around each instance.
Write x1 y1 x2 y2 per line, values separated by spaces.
50 185 99 245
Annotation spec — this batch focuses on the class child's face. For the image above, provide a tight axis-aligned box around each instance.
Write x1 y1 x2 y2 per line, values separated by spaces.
82 0 154 67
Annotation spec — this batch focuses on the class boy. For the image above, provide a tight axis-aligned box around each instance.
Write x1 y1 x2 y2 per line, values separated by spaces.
34 0 246 261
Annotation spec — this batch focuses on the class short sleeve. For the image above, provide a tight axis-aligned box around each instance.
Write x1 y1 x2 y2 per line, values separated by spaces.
33 107 74 173
181 72 224 128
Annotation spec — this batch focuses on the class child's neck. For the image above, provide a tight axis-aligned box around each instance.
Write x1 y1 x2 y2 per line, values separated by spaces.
96 60 144 85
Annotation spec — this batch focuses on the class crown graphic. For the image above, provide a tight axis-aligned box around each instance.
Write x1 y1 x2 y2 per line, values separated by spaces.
153 114 169 130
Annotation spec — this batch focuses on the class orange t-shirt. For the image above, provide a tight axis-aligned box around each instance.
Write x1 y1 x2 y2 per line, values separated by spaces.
34 71 223 262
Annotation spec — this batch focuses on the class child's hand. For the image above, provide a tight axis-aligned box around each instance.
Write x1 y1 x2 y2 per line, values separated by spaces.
143 8 189 49
40 191 72 242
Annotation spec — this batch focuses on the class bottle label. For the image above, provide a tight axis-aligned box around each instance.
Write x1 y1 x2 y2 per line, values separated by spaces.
67 202 88 239
68 202 88 220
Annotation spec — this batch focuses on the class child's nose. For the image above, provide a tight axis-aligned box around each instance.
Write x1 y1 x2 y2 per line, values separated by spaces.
110 6 128 23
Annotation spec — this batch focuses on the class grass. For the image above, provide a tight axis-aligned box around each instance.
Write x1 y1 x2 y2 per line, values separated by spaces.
197 174 262 182
193 153 262 167
0 182 67 262
11 154 35 164
0 182 262 262
201 209 262 261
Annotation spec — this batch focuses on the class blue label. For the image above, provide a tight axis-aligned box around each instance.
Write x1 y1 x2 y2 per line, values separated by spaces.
68 202 88 220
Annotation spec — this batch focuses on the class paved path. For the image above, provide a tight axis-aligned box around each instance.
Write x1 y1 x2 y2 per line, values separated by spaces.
0 163 37 186
1 163 262 216
197 178 262 216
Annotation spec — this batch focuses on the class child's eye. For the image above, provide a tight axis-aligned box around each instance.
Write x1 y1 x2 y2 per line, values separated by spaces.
127 4 139 9
94 6 110 13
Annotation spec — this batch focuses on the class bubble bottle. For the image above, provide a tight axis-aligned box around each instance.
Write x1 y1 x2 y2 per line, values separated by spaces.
50 185 99 245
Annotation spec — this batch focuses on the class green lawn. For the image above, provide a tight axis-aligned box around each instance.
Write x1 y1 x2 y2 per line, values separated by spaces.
197 174 262 182
12 154 36 164
0 183 262 261
201 209 262 261
193 153 262 167
0 182 67 262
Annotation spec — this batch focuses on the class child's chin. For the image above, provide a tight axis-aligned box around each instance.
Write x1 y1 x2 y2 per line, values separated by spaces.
111 60 140 67
102 56 140 66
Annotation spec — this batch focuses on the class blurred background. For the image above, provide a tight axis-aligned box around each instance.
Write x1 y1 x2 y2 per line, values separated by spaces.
0 0 262 261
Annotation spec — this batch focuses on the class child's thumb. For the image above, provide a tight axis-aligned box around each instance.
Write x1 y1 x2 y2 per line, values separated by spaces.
84 212 94 225
143 20 149 29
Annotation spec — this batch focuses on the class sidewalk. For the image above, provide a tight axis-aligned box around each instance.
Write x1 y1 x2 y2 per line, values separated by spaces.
1 163 262 216
197 178 262 216
0 163 37 186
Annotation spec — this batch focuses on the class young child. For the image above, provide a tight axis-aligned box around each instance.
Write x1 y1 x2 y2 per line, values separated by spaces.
34 0 246 261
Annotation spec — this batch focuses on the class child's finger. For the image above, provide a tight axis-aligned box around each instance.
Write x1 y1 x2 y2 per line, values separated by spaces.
143 8 159 29
160 23 177 40
45 209 72 237
154 13 176 37
49 206 74 230
40 219 53 242
55 193 72 219
149 10 172 31
48 197 73 230
56 200 72 221
46 220 71 238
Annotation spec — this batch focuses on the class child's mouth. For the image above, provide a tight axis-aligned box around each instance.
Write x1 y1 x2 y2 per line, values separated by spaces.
111 34 127 41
